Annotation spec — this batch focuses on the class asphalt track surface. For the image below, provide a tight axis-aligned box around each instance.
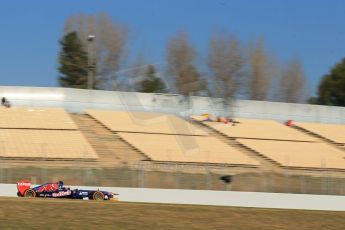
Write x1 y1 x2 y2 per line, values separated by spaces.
2 183 345 211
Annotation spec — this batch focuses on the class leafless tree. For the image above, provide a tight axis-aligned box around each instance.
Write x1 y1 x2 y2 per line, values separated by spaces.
64 13 128 89
248 38 272 101
166 31 205 96
207 32 244 99
279 58 307 103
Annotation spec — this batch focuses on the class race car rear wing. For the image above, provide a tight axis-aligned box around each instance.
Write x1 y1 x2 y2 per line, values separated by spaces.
17 180 31 196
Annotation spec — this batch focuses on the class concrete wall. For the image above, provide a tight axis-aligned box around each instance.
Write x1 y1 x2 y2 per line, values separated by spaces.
0 86 344 124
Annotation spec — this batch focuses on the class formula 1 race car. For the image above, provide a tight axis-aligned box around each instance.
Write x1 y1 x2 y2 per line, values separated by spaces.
17 180 117 201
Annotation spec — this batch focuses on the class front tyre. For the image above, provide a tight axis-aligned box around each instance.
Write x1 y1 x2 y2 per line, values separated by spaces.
24 189 36 198
92 191 104 200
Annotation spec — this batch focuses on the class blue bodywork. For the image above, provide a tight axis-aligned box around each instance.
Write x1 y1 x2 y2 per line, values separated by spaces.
23 181 115 200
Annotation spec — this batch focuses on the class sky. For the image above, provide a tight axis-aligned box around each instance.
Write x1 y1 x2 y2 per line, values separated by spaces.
0 0 345 94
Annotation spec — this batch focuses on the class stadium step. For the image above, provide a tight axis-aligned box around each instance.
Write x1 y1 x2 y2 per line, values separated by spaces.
293 126 345 153
71 114 147 167
190 119 281 172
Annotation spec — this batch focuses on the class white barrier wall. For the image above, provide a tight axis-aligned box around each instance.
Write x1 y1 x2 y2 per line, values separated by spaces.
2 183 345 211
0 86 344 124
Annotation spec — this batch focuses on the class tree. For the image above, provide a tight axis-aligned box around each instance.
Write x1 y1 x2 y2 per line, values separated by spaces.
314 57 345 106
207 32 244 99
64 13 128 89
166 31 205 96
138 65 166 93
279 58 306 103
248 39 271 100
58 32 88 88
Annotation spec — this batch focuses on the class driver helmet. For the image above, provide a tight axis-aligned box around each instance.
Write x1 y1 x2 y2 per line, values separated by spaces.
58 181 64 189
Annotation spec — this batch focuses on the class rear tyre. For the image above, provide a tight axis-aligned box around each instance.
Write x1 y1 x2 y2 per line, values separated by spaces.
24 189 36 198
92 191 104 201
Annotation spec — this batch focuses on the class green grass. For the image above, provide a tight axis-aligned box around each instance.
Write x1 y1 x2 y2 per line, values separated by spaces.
0 198 344 229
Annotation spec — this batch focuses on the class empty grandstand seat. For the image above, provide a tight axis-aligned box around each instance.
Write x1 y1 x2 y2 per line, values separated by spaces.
0 129 97 159
237 139 345 170
117 132 259 166
196 117 317 142
296 122 345 144
0 107 77 130
87 109 208 135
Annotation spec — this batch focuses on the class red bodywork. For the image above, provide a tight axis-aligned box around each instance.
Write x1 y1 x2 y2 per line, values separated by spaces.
17 180 60 196
35 183 59 193
17 180 31 196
